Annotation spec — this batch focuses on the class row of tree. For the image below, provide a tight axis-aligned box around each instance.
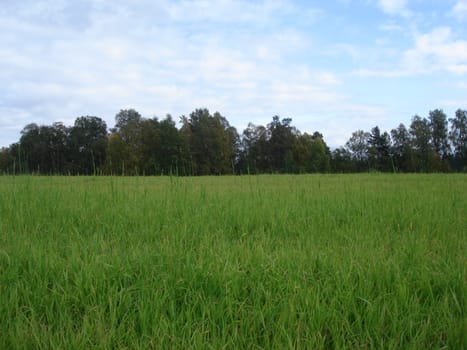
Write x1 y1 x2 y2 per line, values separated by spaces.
338 109 466 173
0 108 466 175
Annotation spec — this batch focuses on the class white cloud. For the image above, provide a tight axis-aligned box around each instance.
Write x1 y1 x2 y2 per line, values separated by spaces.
379 22 404 32
0 0 342 147
353 26 467 77
1 0 465 150
377 0 411 17
327 44 361 60
353 68 407 78
452 1 467 20
404 27 467 75
439 99 467 108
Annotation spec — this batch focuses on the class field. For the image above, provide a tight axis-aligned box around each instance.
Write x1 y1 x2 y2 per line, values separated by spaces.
0 174 465 349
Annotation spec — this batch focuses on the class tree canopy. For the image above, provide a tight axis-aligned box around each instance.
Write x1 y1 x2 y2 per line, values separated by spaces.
1 108 466 175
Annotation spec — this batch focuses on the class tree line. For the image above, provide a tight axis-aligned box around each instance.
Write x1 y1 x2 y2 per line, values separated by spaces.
0 108 466 175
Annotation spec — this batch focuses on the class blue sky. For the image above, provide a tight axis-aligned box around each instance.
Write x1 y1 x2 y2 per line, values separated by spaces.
1 0 467 148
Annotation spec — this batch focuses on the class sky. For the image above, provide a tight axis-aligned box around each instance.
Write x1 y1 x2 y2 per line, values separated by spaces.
1 0 467 148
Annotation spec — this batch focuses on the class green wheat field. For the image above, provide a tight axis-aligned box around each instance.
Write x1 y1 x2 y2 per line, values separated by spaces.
0 174 465 349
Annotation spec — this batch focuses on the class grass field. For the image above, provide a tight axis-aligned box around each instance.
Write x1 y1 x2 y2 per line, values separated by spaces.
0 174 465 349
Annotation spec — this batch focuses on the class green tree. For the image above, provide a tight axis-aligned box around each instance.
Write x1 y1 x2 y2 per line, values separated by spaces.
111 109 144 174
292 132 311 173
0 147 15 174
267 116 298 173
139 117 161 175
409 115 438 172
345 130 370 171
159 115 185 175
50 122 69 174
105 133 126 175
138 115 185 175
8 143 25 174
180 109 239 175
293 132 330 173
18 123 40 173
391 123 415 172
368 126 393 172
19 122 69 174
449 109 467 171
68 116 108 174
240 123 270 174
331 147 354 172
428 109 450 159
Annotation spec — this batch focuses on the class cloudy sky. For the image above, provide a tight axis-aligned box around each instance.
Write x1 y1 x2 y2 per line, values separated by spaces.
1 0 467 148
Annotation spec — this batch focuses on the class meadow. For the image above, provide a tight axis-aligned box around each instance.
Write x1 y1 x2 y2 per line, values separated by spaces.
0 174 465 349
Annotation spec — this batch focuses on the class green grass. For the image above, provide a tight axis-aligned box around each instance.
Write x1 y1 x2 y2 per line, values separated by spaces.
0 174 465 349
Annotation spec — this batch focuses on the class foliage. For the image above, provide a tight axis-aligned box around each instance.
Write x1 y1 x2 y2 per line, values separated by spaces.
68 116 108 174
368 126 393 172
1 108 466 175
391 123 415 172
449 109 467 171
345 130 371 171
180 109 239 175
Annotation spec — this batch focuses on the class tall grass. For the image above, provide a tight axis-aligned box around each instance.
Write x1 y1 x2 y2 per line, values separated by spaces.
0 174 465 349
